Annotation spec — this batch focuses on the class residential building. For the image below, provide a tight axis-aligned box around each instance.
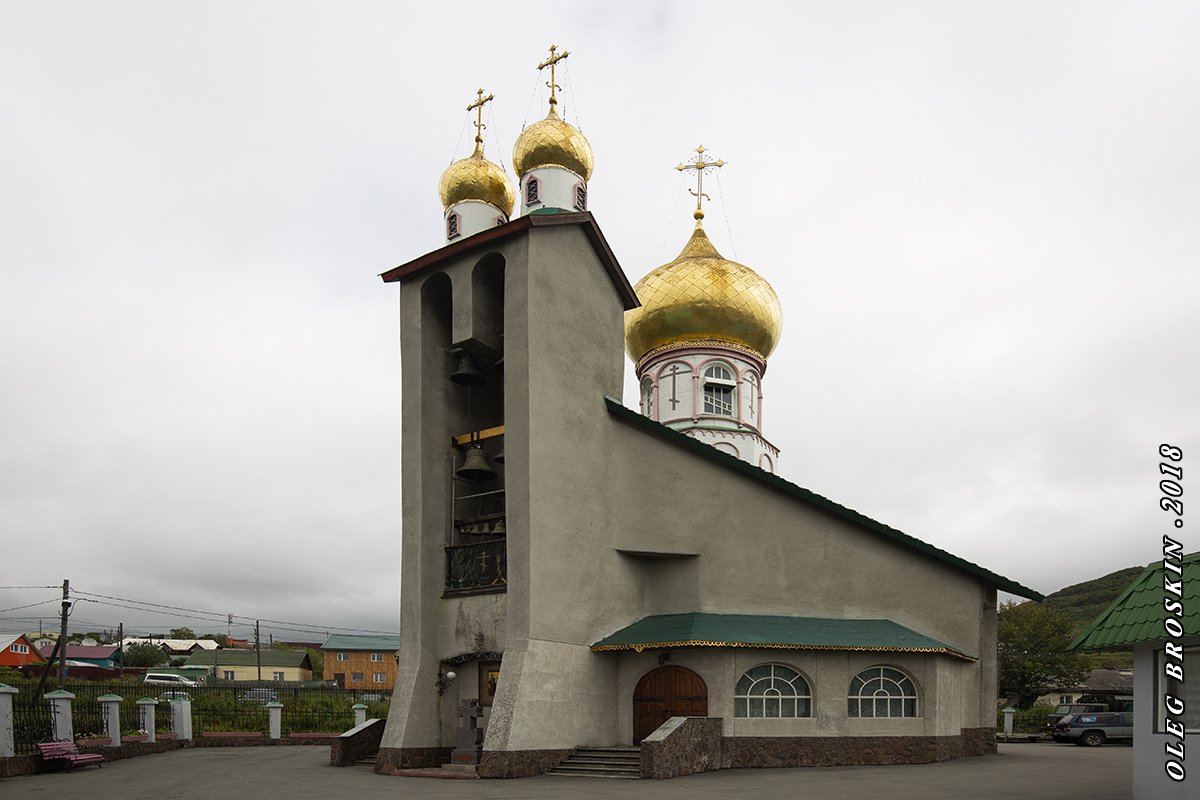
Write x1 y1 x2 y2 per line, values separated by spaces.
183 649 314 682
0 634 43 667
321 635 400 690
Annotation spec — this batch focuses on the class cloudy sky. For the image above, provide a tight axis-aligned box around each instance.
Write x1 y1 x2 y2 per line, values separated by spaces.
2 2 1197 645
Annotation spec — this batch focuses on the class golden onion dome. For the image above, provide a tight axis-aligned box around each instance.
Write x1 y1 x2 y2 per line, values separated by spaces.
625 220 782 364
438 141 515 214
512 108 594 180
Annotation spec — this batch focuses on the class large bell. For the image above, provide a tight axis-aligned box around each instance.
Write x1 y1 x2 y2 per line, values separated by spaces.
450 353 486 386
456 442 496 481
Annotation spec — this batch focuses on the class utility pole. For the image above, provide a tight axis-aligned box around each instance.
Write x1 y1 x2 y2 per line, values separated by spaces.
117 622 124 678
255 621 262 684
227 612 232 643
57 579 69 688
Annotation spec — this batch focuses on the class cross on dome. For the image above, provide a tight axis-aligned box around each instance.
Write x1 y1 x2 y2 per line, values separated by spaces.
466 87 495 152
537 44 570 111
675 145 725 220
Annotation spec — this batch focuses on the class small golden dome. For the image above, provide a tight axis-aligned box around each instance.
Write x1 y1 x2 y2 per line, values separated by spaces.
438 142 515 214
512 108 594 181
625 221 782 364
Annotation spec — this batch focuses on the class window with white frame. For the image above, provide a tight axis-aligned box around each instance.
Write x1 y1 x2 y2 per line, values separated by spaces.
734 664 812 718
370 653 383 662
848 666 919 717
703 364 736 416
351 672 364 682
641 378 654 418
373 672 386 683
224 670 235 680
273 671 285 682
336 652 348 661
446 213 460 239
10 643 29 654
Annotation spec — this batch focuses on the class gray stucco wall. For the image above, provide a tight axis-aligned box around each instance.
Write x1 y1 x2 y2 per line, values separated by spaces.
1132 642 1193 800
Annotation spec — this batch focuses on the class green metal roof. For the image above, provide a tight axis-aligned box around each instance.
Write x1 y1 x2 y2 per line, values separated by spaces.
320 634 400 652
604 397 1042 600
1069 549 1200 651
183 649 312 669
591 612 976 661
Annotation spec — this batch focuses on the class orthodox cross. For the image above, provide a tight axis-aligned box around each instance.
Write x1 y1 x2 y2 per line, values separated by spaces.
466 88 494 150
675 145 725 219
664 363 687 410
537 44 570 110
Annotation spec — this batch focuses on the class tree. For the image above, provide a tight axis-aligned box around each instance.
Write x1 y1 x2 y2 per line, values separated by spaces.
123 641 169 667
997 600 1089 708
199 633 229 646
168 627 196 639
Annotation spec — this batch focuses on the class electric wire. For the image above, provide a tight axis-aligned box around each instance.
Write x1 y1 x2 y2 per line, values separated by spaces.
0 599 60 614
713 170 739 260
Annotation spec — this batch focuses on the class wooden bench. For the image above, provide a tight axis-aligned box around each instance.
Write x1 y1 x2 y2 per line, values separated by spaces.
35 741 105 770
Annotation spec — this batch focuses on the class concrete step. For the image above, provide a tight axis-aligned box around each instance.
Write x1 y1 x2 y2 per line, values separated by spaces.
390 766 478 780
548 746 641 779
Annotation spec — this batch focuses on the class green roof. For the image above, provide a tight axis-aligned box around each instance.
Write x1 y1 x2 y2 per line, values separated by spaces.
592 613 976 661
183 650 312 669
320 634 400 652
1069 549 1200 651
604 397 1042 600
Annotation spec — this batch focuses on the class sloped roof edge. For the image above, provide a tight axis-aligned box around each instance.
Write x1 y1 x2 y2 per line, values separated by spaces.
379 210 639 310
1069 550 1200 651
604 396 1042 600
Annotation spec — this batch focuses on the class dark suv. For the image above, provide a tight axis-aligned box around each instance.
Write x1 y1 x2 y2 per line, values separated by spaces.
1053 712 1134 746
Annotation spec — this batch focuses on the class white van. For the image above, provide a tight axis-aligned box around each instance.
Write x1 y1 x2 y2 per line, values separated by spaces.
143 672 198 687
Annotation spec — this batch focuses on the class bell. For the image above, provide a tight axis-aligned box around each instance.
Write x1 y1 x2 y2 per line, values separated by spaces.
492 519 506 535
456 442 496 481
450 354 486 386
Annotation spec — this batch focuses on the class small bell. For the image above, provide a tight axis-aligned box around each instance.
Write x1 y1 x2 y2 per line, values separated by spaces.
456 442 496 481
450 353 486 386
492 518 506 535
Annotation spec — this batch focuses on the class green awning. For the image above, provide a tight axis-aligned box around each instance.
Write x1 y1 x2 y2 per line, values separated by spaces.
1070 549 1200 651
591 612 976 661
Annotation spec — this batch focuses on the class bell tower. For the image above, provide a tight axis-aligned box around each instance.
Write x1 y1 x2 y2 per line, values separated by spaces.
379 50 638 771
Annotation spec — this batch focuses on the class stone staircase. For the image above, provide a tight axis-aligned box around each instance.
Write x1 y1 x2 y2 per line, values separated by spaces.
353 753 377 767
549 746 641 779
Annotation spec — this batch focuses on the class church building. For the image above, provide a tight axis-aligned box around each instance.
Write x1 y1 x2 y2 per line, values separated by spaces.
379 46 1041 779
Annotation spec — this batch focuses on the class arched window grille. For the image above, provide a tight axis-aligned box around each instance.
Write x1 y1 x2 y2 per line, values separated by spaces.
641 378 654 418
847 667 918 718
574 184 587 210
703 364 736 416
446 213 461 239
526 176 540 205
734 664 812 718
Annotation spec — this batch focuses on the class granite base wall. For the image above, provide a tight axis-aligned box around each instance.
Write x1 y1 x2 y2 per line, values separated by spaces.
478 748 573 778
374 746 453 774
0 741 182 777
722 729 994 769
330 719 385 767
641 718 723 779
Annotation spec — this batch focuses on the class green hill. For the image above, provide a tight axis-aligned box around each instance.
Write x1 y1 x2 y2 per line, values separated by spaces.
1040 565 1146 669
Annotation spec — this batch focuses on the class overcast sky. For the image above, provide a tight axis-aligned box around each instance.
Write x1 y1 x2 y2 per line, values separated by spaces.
2 2 1197 645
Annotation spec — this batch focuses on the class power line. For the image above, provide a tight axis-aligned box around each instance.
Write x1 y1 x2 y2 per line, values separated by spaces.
72 589 398 635
0 599 60 614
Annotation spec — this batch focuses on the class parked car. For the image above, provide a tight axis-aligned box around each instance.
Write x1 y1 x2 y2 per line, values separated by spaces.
1053 712 1134 746
144 672 198 687
1045 702 1108 732
238 688 279 705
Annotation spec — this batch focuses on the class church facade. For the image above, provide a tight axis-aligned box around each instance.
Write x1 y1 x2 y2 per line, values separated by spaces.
378 48 1041 778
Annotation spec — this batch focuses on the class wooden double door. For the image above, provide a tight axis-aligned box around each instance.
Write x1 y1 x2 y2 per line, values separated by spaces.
632 665 708 744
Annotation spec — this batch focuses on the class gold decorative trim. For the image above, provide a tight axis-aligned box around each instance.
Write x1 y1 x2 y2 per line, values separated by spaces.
636 339 766 371
590 640 976 662
525 163 586 182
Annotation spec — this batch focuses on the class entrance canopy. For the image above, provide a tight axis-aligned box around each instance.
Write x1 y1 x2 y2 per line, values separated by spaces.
591 612 976 661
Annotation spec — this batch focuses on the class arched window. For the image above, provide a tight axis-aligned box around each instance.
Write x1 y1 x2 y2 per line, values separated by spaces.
734 664 811 718
574 183 587 210
495 216 506 227
526 176 540 205
745 374 758 421
759 453 774 474
703 364 736 416
446 212 461 239
641 378 654 418
848 667 918 718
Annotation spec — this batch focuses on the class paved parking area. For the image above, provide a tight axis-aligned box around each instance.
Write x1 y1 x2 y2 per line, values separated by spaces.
0 742 1131 800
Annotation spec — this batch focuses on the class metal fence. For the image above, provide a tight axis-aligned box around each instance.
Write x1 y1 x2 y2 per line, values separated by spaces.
997 705 1055 735
7 682 389 754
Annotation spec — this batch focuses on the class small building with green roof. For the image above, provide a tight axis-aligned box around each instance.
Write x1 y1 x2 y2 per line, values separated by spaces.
1069 544 1197 800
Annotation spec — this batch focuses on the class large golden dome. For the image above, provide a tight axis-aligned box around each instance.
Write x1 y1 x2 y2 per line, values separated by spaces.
438 141 514 214
625 221 782 364
512 108 594 180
